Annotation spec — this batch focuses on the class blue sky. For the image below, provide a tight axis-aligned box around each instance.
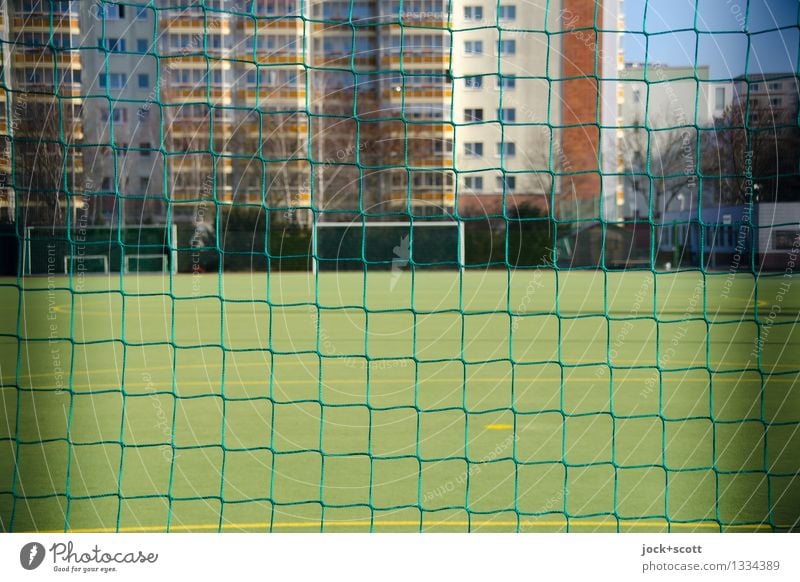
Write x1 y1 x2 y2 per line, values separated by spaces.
622 0 799 78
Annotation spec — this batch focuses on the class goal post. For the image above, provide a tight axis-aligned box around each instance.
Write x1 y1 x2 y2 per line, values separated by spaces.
312 220 465 275
23 224 178 275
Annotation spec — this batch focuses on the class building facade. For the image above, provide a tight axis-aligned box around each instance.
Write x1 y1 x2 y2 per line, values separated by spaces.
616 62 710 219
79 1 163 223
2 0 83 225
1 0 615 226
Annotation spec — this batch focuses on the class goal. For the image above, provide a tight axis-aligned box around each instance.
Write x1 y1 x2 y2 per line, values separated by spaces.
23 225 178 275
312 220 465 275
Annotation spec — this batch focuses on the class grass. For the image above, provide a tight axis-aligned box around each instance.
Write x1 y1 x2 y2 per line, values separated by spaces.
0 270 798 532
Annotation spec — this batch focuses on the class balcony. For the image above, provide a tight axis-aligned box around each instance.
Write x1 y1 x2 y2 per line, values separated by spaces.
171 183 234 202
380 52 450 68
239 120 309 137
236 49 304 65
163 86 232 105
395 14 451 29
161 55 232 69
404 123 454 136
386 189 455 206
14 16 79 33
236 87 306 104
170 157 234 174
239 18 305 33
314 53 378 69
159 16 230 34
382 86 451 101
14 50 81 69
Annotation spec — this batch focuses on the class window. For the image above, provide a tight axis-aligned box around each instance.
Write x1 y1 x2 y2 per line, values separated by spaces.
139 177 149 192
715 87 725 110
498 40 516 55
465 176 483 191
496 142 516 156
498 75 516 89
101 177 112 190
769 82 782 91
464 142 483 157
751 83 759 91
99 73 127 89
403 103 449 120
98 3 125 19
433 139 453 155
138 74 150 89
496 175 516 191
632 88 640 103
136 6 149 20
498 108 516 122
772 230 798 249
464 6 483 20
498 5 516 20
138 107 150 121
137 39 149 53
99 37 125 52
140 142 151 157
464 108 483 122
771 98 782 106
464 40 483 55
464 76 482 89
111 107 128 123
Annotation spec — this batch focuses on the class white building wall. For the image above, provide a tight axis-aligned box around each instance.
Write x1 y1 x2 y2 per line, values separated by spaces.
757 202 800 254
451 0 562 198
601 0 621 221
617 63 711 218
704 81 735 121
79 2 163 220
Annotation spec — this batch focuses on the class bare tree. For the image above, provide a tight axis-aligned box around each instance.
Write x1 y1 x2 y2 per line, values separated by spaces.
620 122 699 217
14 100 80 227
701 102 800 205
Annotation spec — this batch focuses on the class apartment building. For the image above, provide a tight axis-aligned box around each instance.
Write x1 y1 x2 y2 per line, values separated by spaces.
2 0 83 225
733 73 800 123
303 1 453 218
1 0 615 225
0 5 10 221
79 1 163 222
452 1 560 215
616 62 710 219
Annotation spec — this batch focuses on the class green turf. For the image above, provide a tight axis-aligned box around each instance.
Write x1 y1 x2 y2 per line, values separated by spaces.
1 271 798 532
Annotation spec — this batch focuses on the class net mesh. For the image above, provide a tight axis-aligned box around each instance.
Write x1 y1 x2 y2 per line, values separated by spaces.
0 0 799 533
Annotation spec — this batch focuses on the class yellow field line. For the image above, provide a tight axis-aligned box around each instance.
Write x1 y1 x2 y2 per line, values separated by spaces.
1 375 770 392
43 520 776 533
486 424 515 430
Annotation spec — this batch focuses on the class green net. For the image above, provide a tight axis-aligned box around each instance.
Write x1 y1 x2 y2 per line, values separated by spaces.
0 0 799 533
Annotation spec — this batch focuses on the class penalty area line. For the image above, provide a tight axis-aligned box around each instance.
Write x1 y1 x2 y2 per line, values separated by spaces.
43 520 777 533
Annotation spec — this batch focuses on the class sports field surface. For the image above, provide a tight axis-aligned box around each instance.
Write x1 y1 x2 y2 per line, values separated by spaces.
1 271 798 532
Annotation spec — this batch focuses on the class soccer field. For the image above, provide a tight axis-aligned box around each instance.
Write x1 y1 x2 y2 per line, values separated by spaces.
1 270 798 532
